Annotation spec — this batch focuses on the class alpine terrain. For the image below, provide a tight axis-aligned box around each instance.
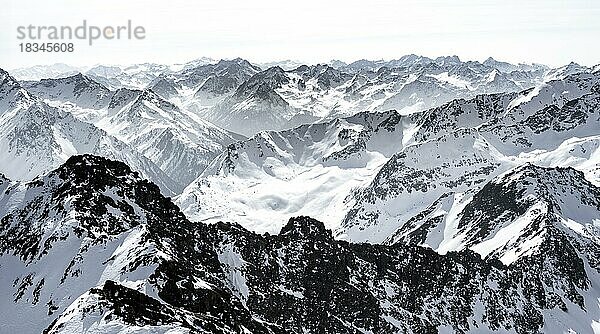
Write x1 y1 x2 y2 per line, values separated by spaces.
1 56 599 333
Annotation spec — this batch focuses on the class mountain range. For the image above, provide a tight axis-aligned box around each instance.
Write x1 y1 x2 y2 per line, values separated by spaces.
1 55 599 333
1 155 599 333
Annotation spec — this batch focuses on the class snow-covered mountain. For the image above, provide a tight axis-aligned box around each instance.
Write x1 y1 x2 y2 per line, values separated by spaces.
93 87 244 187
3 155 600 333
12 58 219 91
24 73 114 109
0 155 265 333
176 71 600 243
3 56 600 333
384 164 600 262
341 71 600 242
203 66 308 136
256 59 306 71
142 58 261 100
482 57 548 74
20 72 244 188
84 59 218 90
198 56 588 137
0 68 180 195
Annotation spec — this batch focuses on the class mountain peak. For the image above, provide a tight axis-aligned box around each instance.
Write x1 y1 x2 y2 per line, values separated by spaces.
0 68 21 86
497 163 587 188
435 55 461 65
0 67 10 77
218 57 256 69
51 154 141 185
36 71 107 90
279 216 331 240
0 68 35 106
265 65 285 74
56 72 90 83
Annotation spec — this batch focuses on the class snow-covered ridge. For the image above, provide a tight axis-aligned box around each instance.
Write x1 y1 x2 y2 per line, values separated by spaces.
3 55 600 333
340 70 600 243
385 164 600 264
0 155 259 333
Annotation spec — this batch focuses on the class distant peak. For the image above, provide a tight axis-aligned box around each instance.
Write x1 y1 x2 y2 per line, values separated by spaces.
437 55 461 62
266 65 285 72
220 57 250 65
41 72 94 84
66 72 88 81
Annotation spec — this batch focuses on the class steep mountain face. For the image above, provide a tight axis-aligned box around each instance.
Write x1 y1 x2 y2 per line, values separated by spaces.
340 127 505 242
0 155 268 333
2 156 600 333
175 110 412 233
205 66 303 136
481 73 600 155
483 57 522 73
147 58 263 109
0 68 179 195
95 88 244 187
203 215 600 334
544 62 594 82
191 58 262 96
149 77 182 100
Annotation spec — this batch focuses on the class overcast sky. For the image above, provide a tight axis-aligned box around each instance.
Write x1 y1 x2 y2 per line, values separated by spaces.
1 0 599 69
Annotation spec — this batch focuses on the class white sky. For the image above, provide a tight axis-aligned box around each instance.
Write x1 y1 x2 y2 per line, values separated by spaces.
1 0 599 69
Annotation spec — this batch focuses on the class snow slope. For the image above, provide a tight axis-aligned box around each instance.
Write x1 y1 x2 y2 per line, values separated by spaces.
176 110 412 233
